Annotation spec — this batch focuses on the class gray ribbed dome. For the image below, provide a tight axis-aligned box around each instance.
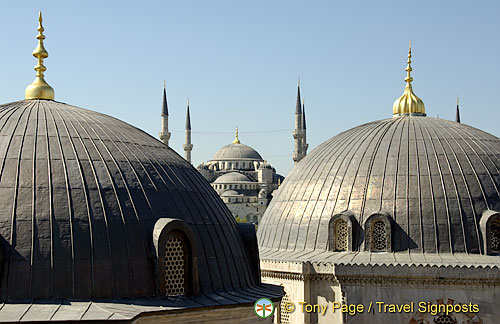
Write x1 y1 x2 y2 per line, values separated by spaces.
258 116 500 255
0 100 264 300
211 143 263 161
214 172 253 183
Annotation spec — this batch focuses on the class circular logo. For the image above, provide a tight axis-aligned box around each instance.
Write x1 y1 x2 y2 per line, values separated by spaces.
254 298 274 318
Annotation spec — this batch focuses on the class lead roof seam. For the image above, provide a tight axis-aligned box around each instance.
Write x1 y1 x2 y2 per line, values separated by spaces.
446 120 500 199
392 118 406 232
48 300 63 320
440 121 497 253
411 120 424 252
431 120 490 210
180 169 243 297
53 106 98 297
74 106 152 295
196 167 265 295
63 106 134 297
6 101 35 299
419 119 453 253
133 143 222 294
406 118 411 255
431 119 472 253
313 119 396 251
43 103 56 297
79 301 93 320
29 102 39 299
282 121 373 252
296 120 384 252
357 119 397 224
292 122 380 251
262 120 379 251
46 105 77 296
414 120 439 253
18 302 33 321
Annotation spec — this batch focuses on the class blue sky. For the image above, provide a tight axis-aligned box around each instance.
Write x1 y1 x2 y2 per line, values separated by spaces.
0 1 498 176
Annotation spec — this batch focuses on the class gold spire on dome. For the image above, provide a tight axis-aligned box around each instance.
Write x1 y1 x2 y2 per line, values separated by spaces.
25 12 55 100
232 127 241 144
392 41 425 116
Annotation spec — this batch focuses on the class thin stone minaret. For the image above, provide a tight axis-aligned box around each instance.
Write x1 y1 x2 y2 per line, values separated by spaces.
292 79 305 164
302 98 308 156
159 81 171 146
183 98 193 163
455 97 461 123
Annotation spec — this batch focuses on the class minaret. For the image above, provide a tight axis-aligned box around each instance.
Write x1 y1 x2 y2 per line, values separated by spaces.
183 98 193 163
292 78 305 164
159 81 171 146
25 12 55 100
455 97 461 123
302 97 308 156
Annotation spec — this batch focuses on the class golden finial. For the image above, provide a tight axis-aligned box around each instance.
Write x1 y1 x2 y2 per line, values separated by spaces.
457 96 459 106
278 178 281 187
25 12 55 100
392 41 425 116
298 77 300 86
232 127 241 144
164 79 166 89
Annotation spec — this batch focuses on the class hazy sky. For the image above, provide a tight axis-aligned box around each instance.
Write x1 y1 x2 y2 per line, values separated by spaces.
0 1 498 176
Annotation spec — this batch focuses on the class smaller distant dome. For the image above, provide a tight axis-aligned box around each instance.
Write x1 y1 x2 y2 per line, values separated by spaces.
211 143 263 161
221 190 241 197
214 172 253 183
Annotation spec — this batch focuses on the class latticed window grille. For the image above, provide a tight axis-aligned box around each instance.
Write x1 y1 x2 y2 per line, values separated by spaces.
165 235 187 296
371 221 387 251
433 314 457 324
491 220 500 252
334 219 348 251
280 293 291 324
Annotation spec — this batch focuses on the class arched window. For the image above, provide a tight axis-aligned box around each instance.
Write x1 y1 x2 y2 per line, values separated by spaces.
334 219 348 251
153 218 199 297
491 219 500 253
328 212 357 252
364 212 392 252
480 210 500 255
371 221 387 251
164 232 188 296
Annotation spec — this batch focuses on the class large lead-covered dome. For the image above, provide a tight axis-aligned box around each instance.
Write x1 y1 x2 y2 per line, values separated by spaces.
211 143 263 161
258 116 500 256
0 99 266 300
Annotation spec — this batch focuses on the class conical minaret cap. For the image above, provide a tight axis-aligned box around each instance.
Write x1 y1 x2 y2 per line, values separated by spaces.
25 12 55 100
392 41 425 116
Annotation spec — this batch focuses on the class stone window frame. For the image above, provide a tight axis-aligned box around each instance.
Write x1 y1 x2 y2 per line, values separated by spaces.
363 212 392 252
153 218 200 297
328 211 357 252
480 210 500 255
